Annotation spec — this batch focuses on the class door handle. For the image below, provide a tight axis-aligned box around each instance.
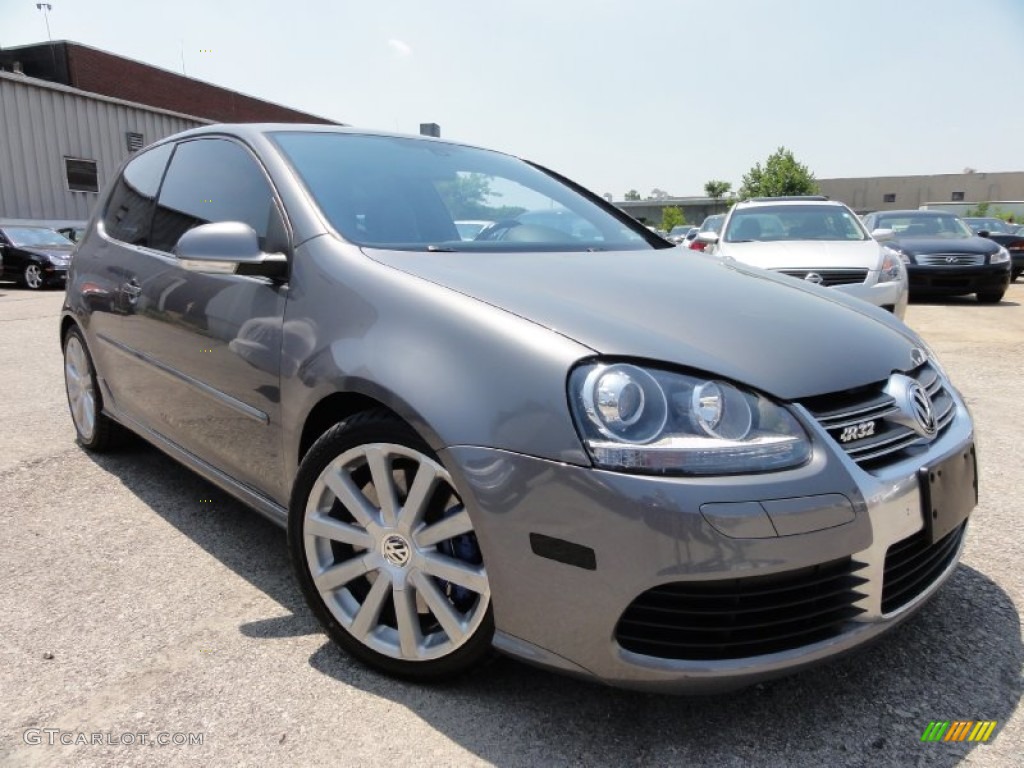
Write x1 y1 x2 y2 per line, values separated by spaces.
122 279 142 303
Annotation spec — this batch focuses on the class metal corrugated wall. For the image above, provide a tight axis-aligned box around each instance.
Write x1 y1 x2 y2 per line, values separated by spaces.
0 73 202 222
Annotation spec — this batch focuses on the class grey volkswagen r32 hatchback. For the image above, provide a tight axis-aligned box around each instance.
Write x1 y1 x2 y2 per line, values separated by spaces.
61 125 978 692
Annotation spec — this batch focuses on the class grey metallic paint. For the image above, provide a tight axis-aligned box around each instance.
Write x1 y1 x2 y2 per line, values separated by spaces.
61 123 977 692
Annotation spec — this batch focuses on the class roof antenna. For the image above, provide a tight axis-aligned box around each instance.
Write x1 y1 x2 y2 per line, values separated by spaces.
179 39 187 76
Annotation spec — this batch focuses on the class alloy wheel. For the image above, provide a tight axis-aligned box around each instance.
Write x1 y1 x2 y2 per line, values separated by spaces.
64 334 97 441
24 264 44 289
303 442 490 662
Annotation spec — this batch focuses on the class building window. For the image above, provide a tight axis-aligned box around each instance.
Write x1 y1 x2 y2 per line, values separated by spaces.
883 193 896 203
126 132 144 152
951 191 965 201
65 158 99 193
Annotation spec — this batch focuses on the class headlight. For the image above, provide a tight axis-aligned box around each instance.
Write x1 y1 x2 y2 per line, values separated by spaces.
883 244 910 265
570 363 811 475
879 248 905 283
991 246 1010 264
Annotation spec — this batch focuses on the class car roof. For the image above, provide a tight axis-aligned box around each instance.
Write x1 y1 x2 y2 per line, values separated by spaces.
871 210 955 216
149 122 505 158
734 196 839 208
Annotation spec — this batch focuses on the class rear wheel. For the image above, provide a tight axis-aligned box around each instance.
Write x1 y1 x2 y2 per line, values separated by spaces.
63 327 128 450
289 411 493 680
976 289 1006 304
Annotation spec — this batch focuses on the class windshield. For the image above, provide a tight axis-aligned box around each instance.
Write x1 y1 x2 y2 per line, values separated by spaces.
724 205 867 243
1 227 74 247
873 213 973 239
271 132 662 252
700 214 724 233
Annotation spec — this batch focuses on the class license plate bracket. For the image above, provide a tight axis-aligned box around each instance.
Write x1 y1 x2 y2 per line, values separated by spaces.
919 444 977 544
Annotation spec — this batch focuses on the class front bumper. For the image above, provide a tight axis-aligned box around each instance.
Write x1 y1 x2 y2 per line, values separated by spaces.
43 264 69 283
906 263 1009 295
443 393 975 693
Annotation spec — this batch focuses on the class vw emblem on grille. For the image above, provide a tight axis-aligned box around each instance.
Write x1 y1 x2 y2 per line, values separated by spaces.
381 534 412 567
804 272 824 284
884 373 938 438
909 382 936 435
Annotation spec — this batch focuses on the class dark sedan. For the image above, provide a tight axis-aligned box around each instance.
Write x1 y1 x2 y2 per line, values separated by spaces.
863 210 1011 303
963 217 1024 281
0 225 75 290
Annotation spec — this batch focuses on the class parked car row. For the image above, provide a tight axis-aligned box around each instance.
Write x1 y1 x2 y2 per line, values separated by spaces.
678 201 1013 306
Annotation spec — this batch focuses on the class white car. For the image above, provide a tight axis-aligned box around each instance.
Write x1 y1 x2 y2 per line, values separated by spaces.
706 197 909 318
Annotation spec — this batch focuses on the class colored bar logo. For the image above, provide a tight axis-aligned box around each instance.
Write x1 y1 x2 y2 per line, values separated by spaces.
921 721 997 743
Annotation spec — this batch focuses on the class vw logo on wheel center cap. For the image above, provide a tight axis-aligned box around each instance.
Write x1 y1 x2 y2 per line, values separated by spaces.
381 534 412 567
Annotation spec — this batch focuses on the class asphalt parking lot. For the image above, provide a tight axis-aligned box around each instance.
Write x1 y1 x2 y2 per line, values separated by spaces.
1 284 1022 768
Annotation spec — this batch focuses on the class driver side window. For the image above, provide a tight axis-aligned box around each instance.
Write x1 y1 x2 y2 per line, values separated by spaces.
149 138 285 254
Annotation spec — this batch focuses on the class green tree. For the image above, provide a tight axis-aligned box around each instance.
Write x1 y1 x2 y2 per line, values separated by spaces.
964 202 990 217
738 147 819 200
624 189 641 201
437 173 525 220
704 180 732 199
661 206 686 231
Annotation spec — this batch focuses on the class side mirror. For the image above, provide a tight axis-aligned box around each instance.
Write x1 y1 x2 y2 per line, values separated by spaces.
977 230 991 238
871 228 895 241
699 232 720 244
173 222 287 279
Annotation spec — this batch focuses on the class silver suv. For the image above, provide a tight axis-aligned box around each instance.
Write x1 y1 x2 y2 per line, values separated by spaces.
708 196 909 318
61 125 976 692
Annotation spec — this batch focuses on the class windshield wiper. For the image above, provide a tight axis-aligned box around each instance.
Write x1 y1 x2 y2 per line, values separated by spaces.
426 244 459 252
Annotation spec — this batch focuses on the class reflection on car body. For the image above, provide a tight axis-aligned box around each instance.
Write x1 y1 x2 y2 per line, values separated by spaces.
61 124 979 693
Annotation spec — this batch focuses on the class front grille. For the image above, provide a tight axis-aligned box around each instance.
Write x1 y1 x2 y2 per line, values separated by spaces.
882 523 965 613
615 558 868 660
775 268 869 286
916 253 985 266
801 362 955 468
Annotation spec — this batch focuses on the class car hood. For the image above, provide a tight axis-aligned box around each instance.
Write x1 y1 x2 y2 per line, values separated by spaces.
718 240 883 269
20 246 73 260
366 248 922 401
890 236 999 255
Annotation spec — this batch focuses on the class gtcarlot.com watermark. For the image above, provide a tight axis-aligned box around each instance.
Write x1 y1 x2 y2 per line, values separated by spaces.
23 728 204 747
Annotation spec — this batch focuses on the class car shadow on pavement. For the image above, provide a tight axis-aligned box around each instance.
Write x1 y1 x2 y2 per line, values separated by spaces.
910 296 1020 308
84 443 320 641
87 444 1021 767
309 564 1021 767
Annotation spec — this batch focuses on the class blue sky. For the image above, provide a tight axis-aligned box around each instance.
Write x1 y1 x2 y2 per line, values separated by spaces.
3 0 1023 200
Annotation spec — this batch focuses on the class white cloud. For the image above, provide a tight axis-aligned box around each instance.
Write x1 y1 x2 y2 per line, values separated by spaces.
387 39 413 57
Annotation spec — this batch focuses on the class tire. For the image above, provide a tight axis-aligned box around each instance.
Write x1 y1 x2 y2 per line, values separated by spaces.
288 410 494 681
976 289 1006 304
1013 270 1021 283
23 263 45 290
63 326 128 451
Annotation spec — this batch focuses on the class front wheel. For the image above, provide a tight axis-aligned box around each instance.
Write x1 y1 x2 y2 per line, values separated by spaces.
976 289 1006 304
289 411 493 680
23 263 44 290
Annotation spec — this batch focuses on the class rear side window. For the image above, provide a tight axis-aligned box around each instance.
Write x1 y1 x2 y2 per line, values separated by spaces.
102 143 173 245
149 138 279 254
